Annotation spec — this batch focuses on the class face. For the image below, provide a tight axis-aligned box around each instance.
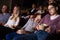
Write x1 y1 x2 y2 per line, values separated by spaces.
32 4 36 8
13 6 18 14
48 5 56 15
2 5 7 13
35 15 41 22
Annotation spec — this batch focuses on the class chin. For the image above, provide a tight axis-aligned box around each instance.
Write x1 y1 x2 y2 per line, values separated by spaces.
50 13 54 15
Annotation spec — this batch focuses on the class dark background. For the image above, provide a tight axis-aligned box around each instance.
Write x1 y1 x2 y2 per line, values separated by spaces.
0 0 60 12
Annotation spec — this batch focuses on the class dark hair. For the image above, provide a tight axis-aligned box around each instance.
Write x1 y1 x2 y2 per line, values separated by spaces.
1 4 9 13
49 3 58 8
48 3 59 14
33 13 40 18
11 5 21 13
2 4 7 7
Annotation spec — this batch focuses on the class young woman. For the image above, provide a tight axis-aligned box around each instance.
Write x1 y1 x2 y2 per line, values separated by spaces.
0 6 20 39
4 6 20 29
12 3 60 40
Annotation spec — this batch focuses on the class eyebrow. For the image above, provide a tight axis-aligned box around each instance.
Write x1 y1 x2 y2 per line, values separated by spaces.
48 6 54 9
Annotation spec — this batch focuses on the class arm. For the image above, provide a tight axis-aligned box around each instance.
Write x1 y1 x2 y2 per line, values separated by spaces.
39 14 49 24
57 21 60 33
36 24 50 33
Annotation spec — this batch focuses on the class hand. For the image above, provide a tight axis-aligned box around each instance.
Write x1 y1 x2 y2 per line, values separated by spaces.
45 27 50 33
16 29 26 34
32 26 36 30
13 26 16 28
36 24 49 31
57 30 60 33
36 24 44 30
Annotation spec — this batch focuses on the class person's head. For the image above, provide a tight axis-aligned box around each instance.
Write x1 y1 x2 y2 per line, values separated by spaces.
48 0 55 4
13 5 20 15
32 4 36 9
33 13 41 22
43 6 48 11
2 5 8 13
48 3 58 15
38 6 43 10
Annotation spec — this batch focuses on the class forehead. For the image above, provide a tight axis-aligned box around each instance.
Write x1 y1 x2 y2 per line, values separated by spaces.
14 7 18 9
2 5 7 8
48 5 54 9
36 15 41 17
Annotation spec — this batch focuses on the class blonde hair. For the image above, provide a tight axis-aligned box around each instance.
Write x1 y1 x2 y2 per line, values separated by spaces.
11 6 20 21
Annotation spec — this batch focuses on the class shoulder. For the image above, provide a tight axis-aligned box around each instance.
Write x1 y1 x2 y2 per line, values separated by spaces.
0 13 2 15
45 14 50 17
42 14 50 19
5 13 10 16
27 18 34 23
58 15 60 19
29 18 34 21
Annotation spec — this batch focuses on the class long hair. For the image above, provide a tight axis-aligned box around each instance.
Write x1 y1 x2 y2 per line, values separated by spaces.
11 6 20 21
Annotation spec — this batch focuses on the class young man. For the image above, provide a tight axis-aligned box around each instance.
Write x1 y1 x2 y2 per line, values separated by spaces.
0 4 10 25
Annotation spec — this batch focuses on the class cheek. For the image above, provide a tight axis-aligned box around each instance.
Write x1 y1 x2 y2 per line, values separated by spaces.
2 9 6 12
49 9 55 14
37 18 41 21
13 8 18 13
13 10 17 13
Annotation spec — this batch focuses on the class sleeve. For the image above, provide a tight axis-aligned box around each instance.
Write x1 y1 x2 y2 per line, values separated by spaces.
49 20 60 33
57 20 60 31
39 14 49 24
14 17 20 26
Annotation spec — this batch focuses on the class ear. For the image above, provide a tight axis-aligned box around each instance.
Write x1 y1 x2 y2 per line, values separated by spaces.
56 7 58 10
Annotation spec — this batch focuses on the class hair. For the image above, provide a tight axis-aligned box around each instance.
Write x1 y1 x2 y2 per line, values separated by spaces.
1 4 9 13
32 13 41 18
48 3 59 14
11 5 21 13
11 5 20 20
13 5 21 15
48 3 58 8
14 5 20 11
